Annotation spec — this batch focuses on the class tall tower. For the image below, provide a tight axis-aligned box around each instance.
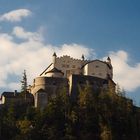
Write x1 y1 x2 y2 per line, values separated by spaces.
107 56 113 79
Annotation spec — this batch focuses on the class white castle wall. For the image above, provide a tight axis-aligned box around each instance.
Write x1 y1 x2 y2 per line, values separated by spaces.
40 54 113 80
54 55 87 77
41 55 88 78
83 60 112 79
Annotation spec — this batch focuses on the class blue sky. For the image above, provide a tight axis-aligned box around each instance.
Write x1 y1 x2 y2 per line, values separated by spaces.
0 0 140 105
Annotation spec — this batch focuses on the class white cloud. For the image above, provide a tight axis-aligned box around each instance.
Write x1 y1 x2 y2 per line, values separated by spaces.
0 26 94 91
108 50 140 92
0 9 31 22
56 44 95 59
12 26 43 41
8 82 21 91
0 25 140 93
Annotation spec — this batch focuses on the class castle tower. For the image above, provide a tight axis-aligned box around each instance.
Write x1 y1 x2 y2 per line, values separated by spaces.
107 56 113 79
82 54 85 61
52 52 57 67
107 56 111 64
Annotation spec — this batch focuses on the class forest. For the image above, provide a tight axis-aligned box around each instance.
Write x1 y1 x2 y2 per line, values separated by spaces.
0 85 140 140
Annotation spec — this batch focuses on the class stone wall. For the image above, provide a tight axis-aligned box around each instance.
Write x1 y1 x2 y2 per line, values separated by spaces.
69 74 115 100
31 76 68 109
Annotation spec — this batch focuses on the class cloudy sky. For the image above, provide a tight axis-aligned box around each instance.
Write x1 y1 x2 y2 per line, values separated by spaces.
0 0 140 105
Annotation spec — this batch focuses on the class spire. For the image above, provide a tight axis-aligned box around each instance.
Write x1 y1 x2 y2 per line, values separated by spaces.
82 54 85 61
52 52 57 68
107 56 111 61
53 52 57 57
107 56 111 64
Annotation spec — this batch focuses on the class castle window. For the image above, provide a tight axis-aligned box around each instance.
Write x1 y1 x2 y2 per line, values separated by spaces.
62 64 65 67
66 65 69 68
72 65 75 68
66 70 70 74
79 81 83 84
66 70 70 78
96 65 99 68
91 82 94 85
53 82 56 85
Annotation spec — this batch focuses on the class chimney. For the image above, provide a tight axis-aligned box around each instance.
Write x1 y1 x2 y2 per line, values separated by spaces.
14 90 17 96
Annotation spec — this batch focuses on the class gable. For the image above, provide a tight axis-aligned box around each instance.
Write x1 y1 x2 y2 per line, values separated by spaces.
40 63 53 76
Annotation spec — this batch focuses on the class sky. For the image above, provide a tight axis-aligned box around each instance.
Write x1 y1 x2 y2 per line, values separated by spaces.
0 0 140 105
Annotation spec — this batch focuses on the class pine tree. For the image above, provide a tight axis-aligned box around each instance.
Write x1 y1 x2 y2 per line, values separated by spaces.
21 70 27 93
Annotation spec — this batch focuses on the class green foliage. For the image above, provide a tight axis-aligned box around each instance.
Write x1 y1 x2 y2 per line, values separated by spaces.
21 70 27 93
0 85 140 140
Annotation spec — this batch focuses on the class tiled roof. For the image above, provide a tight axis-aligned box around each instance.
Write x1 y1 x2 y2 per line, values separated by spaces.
1 92 33 98
81 59 112 69
1 92 20 97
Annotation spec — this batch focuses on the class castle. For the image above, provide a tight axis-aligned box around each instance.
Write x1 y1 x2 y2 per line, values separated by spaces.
29 53 116 109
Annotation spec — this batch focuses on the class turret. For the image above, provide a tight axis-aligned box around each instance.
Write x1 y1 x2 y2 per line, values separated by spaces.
52 52 57 67
81 54 85 61
107 56 111 64
107 56 113 79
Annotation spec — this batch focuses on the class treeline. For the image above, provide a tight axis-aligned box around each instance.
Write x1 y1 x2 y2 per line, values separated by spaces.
0 86 140 140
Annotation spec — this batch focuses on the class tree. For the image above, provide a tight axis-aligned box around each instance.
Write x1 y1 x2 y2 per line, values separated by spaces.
2 103 18 140
21 70 27 93
16 119 33 140
77 85 100 140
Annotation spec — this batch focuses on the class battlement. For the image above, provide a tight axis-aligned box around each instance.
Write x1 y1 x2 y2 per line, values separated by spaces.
57 55 88 62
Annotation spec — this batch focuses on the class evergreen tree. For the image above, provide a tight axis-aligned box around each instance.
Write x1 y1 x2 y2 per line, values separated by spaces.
1 84 140 140
21 70 27 93
78 85 100 140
